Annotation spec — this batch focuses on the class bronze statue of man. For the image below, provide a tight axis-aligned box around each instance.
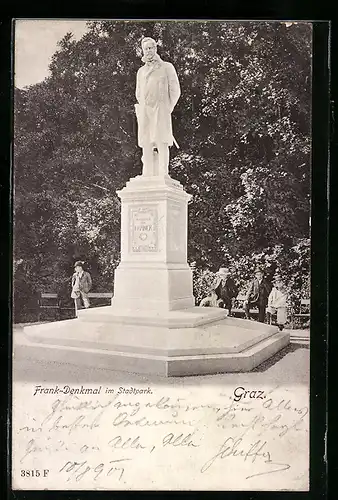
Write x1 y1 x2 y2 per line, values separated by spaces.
135 37 181 176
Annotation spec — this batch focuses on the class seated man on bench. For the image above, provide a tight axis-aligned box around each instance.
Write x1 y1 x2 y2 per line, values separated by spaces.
200 267 238 317
213 267 239 316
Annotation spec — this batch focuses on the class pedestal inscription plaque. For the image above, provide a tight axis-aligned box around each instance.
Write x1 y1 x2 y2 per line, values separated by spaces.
129 206 158 253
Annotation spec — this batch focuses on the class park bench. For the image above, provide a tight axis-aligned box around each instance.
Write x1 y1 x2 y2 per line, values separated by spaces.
38 293 60 321
86 292 113 299
290 298 310 328
38 292 113 321
229 294 309 328
231 294 258 318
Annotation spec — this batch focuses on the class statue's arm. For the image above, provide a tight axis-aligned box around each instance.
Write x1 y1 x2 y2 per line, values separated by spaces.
135 68 141 103
166 63 181 112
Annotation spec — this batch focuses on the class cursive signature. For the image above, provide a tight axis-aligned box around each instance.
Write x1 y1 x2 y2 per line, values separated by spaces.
201 435 290 479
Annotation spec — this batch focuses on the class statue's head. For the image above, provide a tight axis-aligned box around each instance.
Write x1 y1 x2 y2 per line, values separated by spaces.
141 37 157 61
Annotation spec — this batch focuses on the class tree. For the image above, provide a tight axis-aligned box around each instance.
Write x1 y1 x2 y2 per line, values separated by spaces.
14 21 311 313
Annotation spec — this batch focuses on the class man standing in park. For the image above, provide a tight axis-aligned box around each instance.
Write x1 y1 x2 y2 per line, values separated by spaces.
135 37 181 176
71 261 92 313
244 266 272 323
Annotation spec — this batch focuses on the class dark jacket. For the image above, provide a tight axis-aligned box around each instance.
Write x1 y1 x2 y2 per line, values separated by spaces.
214 277 239 301
246 278 271 305
71 271 92 294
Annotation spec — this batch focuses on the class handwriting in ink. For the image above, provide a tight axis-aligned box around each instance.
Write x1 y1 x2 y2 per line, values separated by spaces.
162 431 200 448
200 435 290 479
59 458 132 482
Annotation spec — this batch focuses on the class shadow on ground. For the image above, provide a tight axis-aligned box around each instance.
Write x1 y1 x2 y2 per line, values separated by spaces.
252 341 309 373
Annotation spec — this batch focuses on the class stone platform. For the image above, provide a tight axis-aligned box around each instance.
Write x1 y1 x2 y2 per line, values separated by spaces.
22 306 290 376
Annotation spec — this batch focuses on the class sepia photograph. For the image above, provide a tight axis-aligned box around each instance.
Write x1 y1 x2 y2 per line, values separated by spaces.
12 19 312 491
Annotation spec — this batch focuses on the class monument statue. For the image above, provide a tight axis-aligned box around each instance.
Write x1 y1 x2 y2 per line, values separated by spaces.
135 37 181 177
22 33 289 382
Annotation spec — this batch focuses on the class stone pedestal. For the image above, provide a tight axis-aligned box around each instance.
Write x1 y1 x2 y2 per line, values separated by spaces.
112 174 194 312
20 314 289 377
22 174 290 376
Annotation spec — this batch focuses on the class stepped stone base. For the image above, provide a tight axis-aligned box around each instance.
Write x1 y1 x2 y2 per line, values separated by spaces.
20 306 290 377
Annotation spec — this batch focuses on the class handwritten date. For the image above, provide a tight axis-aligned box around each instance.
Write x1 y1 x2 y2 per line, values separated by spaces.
59 458 131 482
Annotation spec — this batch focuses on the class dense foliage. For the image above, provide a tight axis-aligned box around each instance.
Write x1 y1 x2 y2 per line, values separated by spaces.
192 238 310 305
13 21 312 320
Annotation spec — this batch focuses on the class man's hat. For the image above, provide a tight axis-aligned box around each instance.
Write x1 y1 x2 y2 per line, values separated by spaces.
74 261 84 268
254 265 264 273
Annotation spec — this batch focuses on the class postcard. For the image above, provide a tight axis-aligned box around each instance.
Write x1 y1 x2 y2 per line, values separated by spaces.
12 19 313 491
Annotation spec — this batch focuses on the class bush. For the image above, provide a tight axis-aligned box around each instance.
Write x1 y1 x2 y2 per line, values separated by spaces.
13 275 40 323
191 238 310 306
190 264 217 305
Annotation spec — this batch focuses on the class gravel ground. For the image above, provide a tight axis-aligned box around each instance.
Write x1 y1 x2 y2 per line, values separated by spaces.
12 327 310 387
